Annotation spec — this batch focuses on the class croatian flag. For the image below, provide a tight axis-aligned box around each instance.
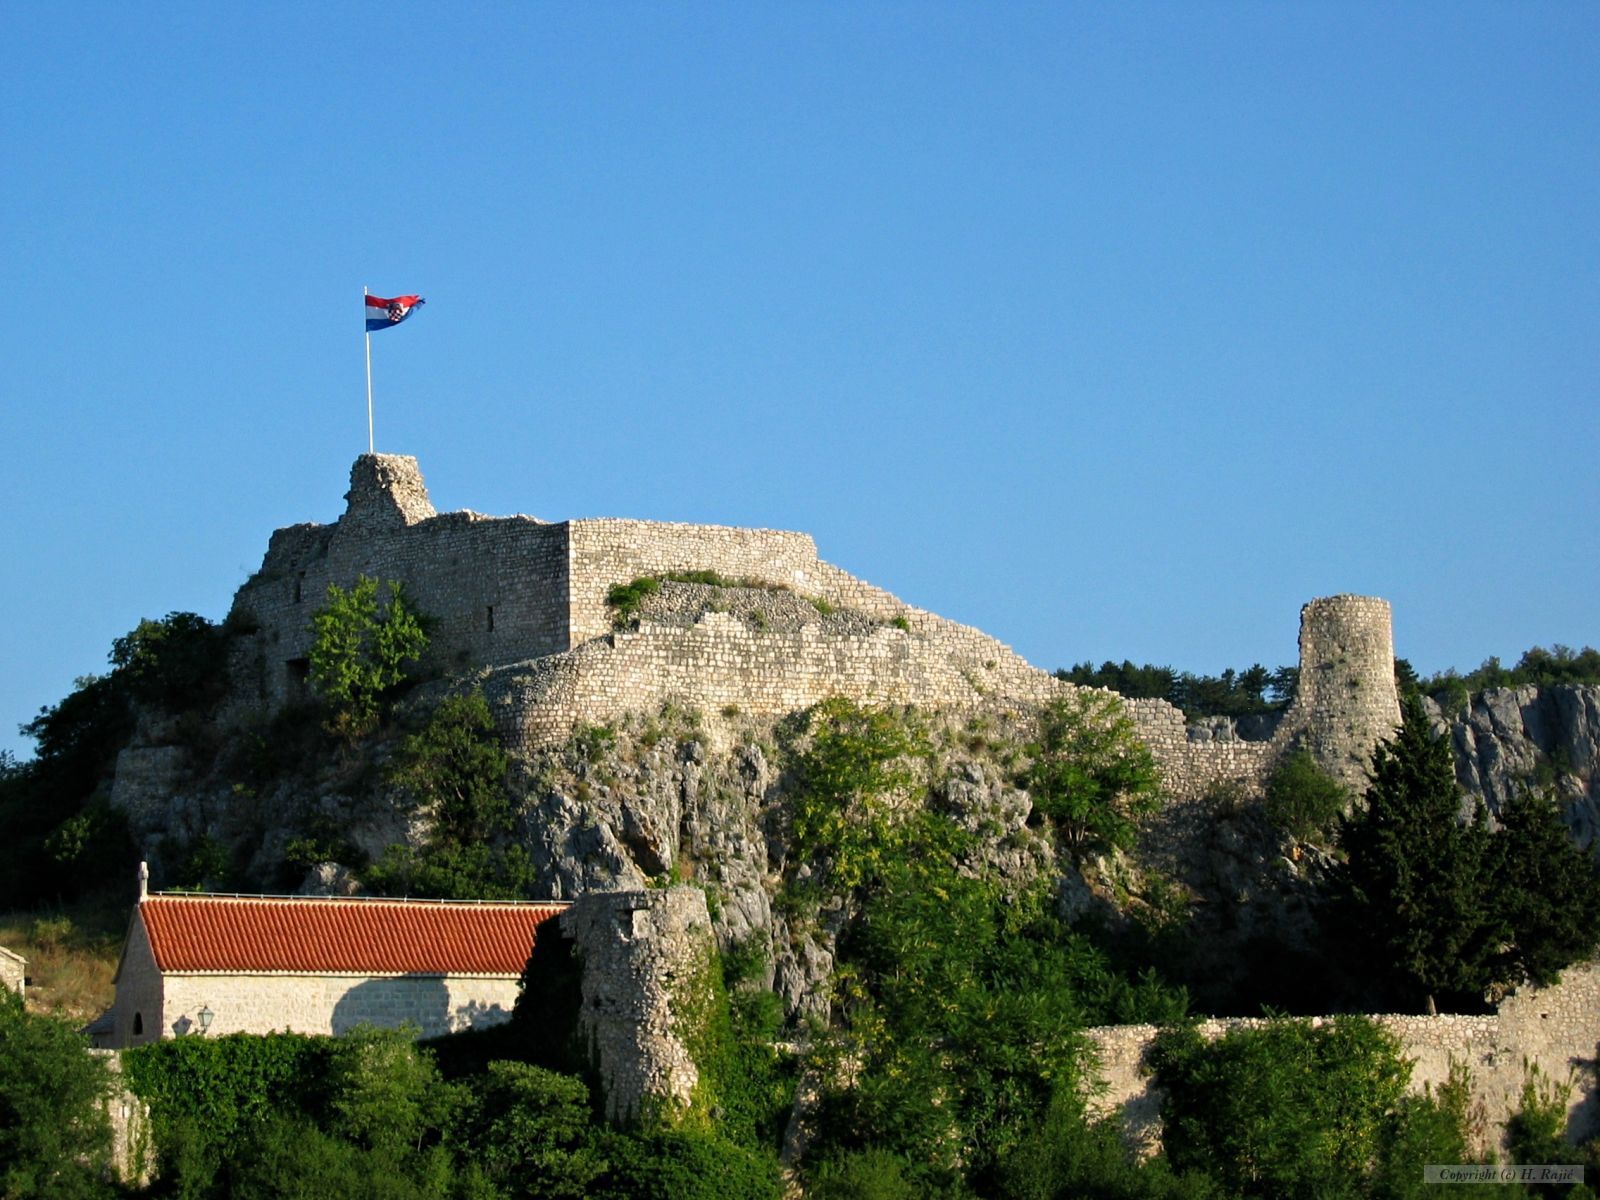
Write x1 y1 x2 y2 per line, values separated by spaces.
365 293 425 333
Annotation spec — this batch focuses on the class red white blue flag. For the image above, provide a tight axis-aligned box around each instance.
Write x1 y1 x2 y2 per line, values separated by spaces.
365 293 425 333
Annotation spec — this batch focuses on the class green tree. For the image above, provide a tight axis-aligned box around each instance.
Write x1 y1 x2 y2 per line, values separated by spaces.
366 693 534 899
0 990 114 1200
390 694 513 849
323 1025 445 1157
787 698 928 895
1264 749 1349 844
1488 790 1600 988
307 576 429 738
109 611 228 714
1338 694 1501 1012
1026 690 1161 860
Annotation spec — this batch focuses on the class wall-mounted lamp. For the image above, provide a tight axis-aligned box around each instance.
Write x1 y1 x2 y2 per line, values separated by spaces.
197 1005 213 1034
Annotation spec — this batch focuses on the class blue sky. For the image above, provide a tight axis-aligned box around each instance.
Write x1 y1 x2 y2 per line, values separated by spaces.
3 4 1596 760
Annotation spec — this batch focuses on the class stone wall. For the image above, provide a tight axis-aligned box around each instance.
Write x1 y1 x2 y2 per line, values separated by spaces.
229 455 570 708
94 1050 152 1189
486 603 1068 753
159 972 522 1041
560 887 716 1125
1085 961 1600 1156
222 458 1404 810
0 946 24 995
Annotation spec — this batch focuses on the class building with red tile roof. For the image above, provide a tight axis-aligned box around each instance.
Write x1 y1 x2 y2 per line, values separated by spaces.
98 878 567 1047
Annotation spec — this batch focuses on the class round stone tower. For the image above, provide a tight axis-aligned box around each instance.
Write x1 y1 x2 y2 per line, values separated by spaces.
1277 595 1402 794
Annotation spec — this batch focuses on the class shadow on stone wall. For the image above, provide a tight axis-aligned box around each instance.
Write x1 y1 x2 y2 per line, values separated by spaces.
331 975 451 1037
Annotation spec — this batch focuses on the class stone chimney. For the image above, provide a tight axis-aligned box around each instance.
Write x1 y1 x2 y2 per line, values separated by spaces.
341 454 436 532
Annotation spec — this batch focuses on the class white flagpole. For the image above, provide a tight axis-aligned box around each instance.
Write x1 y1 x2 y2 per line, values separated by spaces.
364 286 375 454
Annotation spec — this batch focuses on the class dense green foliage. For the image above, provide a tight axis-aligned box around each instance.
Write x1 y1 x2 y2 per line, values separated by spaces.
1340 695 1600 1010
109 613 231 716
124 1024 782 1200
1150 1017 1506 1200
1025 691 1161 859
1487 790 1600 988
1339 695 1502 1010
1263 749 1349 843
0 990 114 1200
1 611 228 908
1414 644 1600 713
307 576 429 738
1056 661 1298 721
787 699 1188 1196
786 697 928 895
365 693 534 899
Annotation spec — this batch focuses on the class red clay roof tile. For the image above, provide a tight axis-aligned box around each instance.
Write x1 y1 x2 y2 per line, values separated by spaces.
138 894 566 976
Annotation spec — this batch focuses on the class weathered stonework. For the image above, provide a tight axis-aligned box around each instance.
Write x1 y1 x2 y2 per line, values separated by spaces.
1086 961 1600 1156
0 945 25 995
560 887 716 1124
94 1050 153 1190
1274 595 1404 794
220 457 1404 808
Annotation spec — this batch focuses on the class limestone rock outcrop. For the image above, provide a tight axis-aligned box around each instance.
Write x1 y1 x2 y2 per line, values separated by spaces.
1434 684 1600 851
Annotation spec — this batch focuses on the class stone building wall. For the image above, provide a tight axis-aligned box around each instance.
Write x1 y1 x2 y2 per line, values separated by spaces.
106 912 522 1044
158 972 521 1040
560 888 716 1125
0 946 24 995
108 922 164 1047
1085 961 1600 1156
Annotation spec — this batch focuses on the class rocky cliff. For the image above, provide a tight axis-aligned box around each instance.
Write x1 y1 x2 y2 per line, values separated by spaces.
1431 685 1600 853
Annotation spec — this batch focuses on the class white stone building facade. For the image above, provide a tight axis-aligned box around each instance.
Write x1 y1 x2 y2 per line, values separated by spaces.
99 890 566 1048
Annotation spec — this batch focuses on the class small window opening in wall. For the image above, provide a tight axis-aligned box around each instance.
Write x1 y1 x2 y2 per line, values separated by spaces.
294 571 306 604
132 1012 143 1036
287 658 310 690
487 605 496 632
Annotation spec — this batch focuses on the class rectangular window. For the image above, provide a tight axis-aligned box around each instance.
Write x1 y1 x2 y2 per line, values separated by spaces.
487 605 496 632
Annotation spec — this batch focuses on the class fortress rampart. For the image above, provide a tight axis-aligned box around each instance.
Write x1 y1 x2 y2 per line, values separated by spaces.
228 456 1403 802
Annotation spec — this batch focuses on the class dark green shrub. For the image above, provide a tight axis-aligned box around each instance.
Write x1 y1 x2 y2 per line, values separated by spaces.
0 990 114 1199
594 1128 782 1200
450 1061 606 1198
604 577 662 626
110 612 229 715
1150 1016 1411 1199
806 1148 921 1200
1264 749 1349 843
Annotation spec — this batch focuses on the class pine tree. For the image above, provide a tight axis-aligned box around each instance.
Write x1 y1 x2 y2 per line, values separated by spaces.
1490 789 1600 987
1339 694 1502 1012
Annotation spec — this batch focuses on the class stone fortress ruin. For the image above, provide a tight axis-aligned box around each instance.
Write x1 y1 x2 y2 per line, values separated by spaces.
107 454 1595 1153
227 453 1401 802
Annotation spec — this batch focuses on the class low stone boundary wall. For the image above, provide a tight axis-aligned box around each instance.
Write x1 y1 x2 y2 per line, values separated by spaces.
1086 962 1600 1156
